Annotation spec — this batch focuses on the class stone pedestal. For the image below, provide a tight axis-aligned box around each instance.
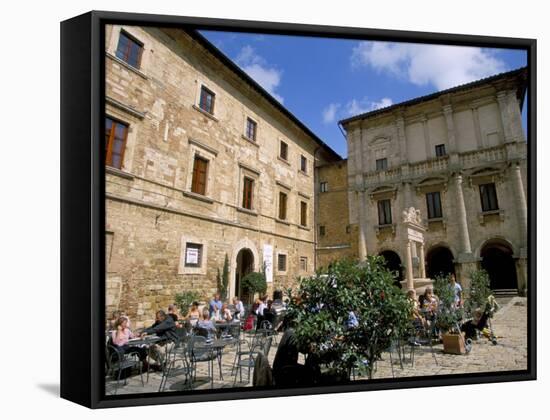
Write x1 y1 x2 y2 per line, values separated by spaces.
399 207 428 292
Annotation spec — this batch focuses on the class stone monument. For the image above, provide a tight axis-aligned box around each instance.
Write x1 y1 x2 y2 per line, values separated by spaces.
399 207 432 293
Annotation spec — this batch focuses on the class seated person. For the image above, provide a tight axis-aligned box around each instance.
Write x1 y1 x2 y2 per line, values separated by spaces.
407 290 426 329
232 297 245 320
209 293 223 319
167 304 179 323
186 301 202 326
196 309 217 337
262 300 276 326
141 310 177 368
419 287 439 321
211 305 223 322
111 316 147 363
255 297 268 328
221 303 233 322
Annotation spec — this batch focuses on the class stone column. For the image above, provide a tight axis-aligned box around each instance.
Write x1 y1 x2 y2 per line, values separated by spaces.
405 240 414 290
443 104 457 153
419 242 426 279
507 91 526 142
512 162 528 246
497 91 514 143
454 173 472 254
395 115 407 163
357 190 368 261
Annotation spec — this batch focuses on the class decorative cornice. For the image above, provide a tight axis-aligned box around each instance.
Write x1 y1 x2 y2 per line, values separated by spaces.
106 96 146 120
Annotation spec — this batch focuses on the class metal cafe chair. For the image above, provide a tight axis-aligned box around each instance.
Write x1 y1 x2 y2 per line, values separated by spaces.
105 342 143 395
233 334 272 385
159 336 192 392
187 335 216 389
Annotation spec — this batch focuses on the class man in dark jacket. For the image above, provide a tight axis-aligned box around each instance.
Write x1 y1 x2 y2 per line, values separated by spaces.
141 310 177 369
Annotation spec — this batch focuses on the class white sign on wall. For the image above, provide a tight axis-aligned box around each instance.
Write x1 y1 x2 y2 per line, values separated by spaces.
186 247 199 264
263 244 273 283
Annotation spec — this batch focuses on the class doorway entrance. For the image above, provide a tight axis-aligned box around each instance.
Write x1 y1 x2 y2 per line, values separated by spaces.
379 250 403 287
426 246 455 279
480 240 518 290
235 248 254 300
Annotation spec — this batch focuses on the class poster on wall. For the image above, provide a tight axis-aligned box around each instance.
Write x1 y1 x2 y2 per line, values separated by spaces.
263 244 273 283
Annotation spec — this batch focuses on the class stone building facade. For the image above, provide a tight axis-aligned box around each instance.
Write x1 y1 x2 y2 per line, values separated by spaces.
104 25 339 326
339 68 528 293
315 160 356 268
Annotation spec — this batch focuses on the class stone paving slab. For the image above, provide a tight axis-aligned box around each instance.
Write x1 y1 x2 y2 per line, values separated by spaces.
108 297 527 395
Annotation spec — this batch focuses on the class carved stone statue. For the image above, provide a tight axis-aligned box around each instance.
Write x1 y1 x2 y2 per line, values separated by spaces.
402 206 422 225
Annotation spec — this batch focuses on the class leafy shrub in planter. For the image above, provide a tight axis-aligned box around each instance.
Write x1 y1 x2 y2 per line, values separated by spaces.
241 272 267 300
285 257 412 380
174 290 202 317
433 274 463 333
464 269 491 317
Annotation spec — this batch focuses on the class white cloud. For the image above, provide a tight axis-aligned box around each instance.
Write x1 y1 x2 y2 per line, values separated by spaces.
322 103 341 124
351 41 507 90
235 45 284 103
344 97 393 117
322 97 393 122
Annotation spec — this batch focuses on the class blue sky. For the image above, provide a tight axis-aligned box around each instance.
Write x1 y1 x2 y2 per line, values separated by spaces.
201 30 527 158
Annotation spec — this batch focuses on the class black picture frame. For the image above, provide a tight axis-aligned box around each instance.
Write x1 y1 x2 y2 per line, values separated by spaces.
60 10 536 409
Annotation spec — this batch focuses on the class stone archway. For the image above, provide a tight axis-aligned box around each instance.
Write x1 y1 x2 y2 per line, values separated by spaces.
379 250 403 288
426 246 455 279
480 239 518 291
235 248 254 301
229 238 259 300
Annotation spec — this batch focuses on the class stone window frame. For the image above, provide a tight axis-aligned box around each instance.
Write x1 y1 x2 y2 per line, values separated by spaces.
243 115 258 143
376 157 388 171
178 234 208 275
275 180 291 223
369 136 391 172
300 154 308 174
106 26 150 79
104 104 142 175
193 80 219 121
115 29 144 70
237 162 260 214
435 143 447 157
185 139 218 201
479 182 499 212
279 140 289 162
320 181 328 193
377 199 393 226
426 191 443 219
276 251 288 274
299 199 308 228
299 256 308 272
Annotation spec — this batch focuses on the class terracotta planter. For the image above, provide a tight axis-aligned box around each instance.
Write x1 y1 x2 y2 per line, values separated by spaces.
442 332 466 354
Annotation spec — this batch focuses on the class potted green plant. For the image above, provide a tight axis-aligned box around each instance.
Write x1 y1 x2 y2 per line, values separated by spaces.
464 269 491 318
433 274 466 354
241 271 267 304
174 290 202 318
285 257 411 381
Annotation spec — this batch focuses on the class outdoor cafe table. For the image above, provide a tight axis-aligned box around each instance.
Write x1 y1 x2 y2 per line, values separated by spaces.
214 320 240 333
194 338 237 381
126 335 163 347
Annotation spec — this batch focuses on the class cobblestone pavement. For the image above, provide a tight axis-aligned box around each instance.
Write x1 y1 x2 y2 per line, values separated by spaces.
109 297 527 395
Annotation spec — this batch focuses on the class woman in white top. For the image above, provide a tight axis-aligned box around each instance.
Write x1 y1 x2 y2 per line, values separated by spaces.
233 297 245 320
